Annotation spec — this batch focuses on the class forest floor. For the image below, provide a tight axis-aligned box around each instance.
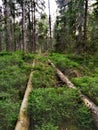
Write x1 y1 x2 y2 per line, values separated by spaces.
0 52 98 130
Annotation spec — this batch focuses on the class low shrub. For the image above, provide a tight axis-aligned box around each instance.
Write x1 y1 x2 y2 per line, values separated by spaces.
0 52 32 130
28 88 95 130
72 76 98 105
0 100 20 130
32 63 56 88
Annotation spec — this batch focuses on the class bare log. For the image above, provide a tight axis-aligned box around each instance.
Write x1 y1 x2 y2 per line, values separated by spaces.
48 59 75 89
14 61 35 130
48 59 98 128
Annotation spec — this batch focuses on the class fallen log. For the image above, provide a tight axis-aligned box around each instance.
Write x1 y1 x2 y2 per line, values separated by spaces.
48 59 98 128
14 60 35 130
48 59 75 89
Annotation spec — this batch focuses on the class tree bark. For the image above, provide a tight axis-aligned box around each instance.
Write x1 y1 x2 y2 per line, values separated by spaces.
32 0 36 52
83 0 88 47
27 6 32 52
48 59 98 128
22 0 27 52
0 6 2 51
14 61 35 130
4 0 12 51
48 0 52 50
13 19 16 51
76 0 84 52
48 59 75 89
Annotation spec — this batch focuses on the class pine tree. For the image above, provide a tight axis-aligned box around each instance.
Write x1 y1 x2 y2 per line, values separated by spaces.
4 0 12 51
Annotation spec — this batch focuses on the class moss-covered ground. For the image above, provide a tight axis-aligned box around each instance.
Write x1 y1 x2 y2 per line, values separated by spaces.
0 51 34 130
0 52 98 130
28 53 98 130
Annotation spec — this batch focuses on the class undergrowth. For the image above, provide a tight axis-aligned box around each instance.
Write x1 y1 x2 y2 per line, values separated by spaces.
48 53 98 105
0 51 33 130
29 53 97 130
28 88 95 130
72 76 98 105
32 61 57 88
1 52 98 130
49 53 98 76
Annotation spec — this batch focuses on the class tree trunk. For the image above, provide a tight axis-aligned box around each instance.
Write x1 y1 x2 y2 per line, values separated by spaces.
13 20 16 51
12 11 16 51
22 0 27 52
0 6 2 51
4 0 12 51
14 61 35 130
83 0 88 48
48 59 98 128
27 6 32 52
32 0 36 52
48 0 52 50
76 0 84 52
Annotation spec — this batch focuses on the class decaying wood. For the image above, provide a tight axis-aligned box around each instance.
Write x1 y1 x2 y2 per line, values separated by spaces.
48 59 98 128
48 59 75 89
14 61 35 130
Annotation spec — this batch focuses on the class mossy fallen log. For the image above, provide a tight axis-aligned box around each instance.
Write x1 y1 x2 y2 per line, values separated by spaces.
48 59 98 128
14 61 35 130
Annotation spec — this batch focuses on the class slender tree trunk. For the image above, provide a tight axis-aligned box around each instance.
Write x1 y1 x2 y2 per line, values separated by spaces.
83 0 88 47
13 19 16 51
48 0 52 50
32 0 36 52
27 6 32 52
0 6 2 51
30 1 34 52
34 5 36 52
12 7 16 51
0 30 2 51
76 0 84 52
22 0 27 52
4 0 12 51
